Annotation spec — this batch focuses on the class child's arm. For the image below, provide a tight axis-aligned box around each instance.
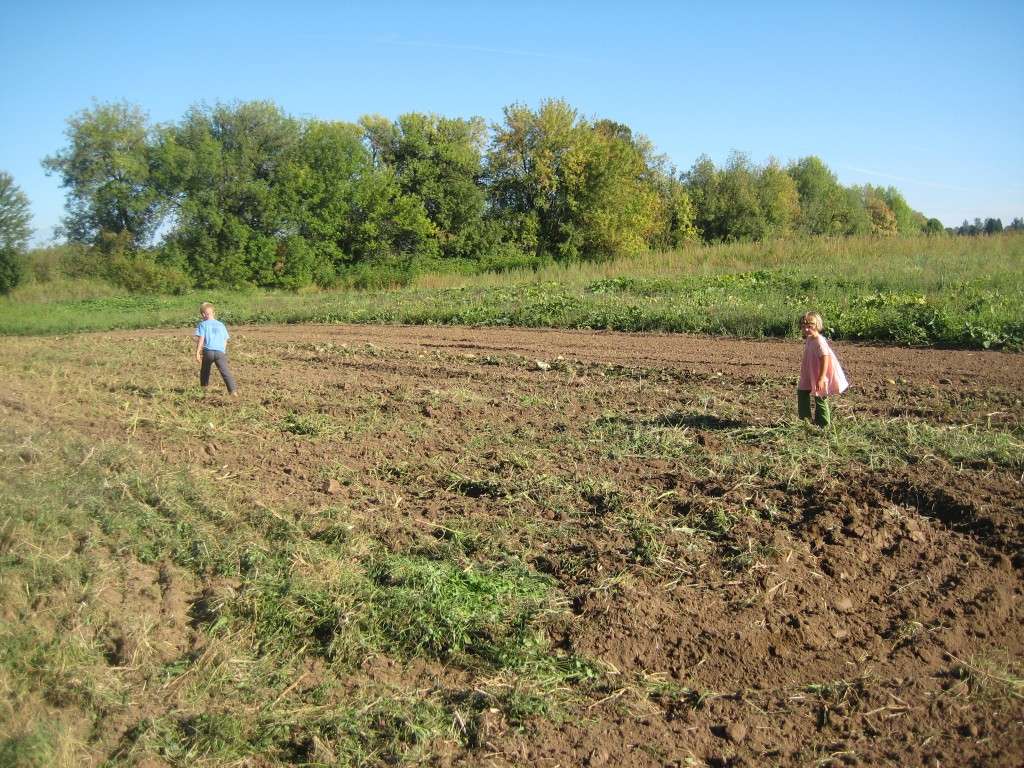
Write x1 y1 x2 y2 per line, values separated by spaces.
816 351 831 394
195 335 205 362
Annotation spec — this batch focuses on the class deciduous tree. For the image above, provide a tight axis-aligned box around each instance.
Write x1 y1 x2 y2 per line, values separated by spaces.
361 112 490 259
159 100 305 287
41 100 165 246
684 152 798 242
287 118 437 282
756 158 800 238
649 172 698 250
864 195 898 235
874 186 916 235
486 100 662 260
486 98 579 258
568 120 662 258
788 157 873 236
0 172 32 293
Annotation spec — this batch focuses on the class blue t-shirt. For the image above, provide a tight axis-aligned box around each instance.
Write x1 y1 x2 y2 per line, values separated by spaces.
195 318 230 352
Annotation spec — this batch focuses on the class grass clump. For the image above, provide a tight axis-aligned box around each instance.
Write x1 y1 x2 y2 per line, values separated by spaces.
945 653 1024 705
366 554 558 667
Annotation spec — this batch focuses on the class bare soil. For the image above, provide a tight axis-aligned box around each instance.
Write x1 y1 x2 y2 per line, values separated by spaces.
4 324 1023 767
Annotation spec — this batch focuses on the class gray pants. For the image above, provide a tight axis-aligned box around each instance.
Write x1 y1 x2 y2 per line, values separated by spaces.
200 349 236 393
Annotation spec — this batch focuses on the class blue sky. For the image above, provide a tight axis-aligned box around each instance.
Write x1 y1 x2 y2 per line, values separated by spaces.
3 0 1022 244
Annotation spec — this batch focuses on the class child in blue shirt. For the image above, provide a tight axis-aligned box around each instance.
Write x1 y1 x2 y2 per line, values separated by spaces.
194 302 238 396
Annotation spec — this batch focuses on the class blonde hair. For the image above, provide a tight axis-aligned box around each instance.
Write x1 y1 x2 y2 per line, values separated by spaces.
800 311 823 331
200 302 215 315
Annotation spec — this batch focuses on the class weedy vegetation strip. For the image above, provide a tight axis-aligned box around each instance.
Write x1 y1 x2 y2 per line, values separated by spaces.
2 235 1022 349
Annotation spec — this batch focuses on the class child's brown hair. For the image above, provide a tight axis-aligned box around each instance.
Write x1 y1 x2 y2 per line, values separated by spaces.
800 311 823 331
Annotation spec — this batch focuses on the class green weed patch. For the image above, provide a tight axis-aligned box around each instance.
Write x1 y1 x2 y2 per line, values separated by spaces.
3 235 1022 348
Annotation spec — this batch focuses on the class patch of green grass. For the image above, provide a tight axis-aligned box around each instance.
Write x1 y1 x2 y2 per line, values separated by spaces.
365 554 558 668
280 411 337 437
3 235 1022 348
0 717 88 768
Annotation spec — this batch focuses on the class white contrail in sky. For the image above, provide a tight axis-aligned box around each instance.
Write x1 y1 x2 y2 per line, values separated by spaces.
839 165 980 195
371 34 600 64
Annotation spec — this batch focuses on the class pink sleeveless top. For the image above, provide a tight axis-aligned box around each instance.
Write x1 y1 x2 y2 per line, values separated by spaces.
800 335 849 396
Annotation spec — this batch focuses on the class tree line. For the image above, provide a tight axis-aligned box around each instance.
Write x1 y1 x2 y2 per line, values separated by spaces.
0 98 994 294
955 217 1022 236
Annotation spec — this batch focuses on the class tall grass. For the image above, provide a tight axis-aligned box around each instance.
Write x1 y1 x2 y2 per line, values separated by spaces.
414 234 1022 293
2 234 1022 347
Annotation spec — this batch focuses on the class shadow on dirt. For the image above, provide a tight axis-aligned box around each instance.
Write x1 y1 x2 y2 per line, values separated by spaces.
655 412 751 430
883 476 1022 566
112 383 190 397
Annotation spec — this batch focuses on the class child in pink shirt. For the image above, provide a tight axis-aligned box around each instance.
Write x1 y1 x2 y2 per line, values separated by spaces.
798 311 848 427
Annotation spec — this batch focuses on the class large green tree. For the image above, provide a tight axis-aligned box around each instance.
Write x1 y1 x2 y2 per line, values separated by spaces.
486 98 578 258
362 112 490 260
0 172 33 293
569 119 662 258
41 100 164 246
158 100 307 287
284 119 370 280
875 185 917 235
286 118 437 284
683 152 798 242
486 99 662 260
649 171 698 251
756 158 801 238
787 156 870 236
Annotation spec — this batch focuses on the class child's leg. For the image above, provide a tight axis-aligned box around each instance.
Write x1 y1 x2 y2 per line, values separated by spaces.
211 352 237 394
798 389 812 420
814 395 831 427
199 352 214 388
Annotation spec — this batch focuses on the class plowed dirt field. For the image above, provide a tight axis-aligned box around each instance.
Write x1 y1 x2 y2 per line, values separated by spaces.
3 324 1022 767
